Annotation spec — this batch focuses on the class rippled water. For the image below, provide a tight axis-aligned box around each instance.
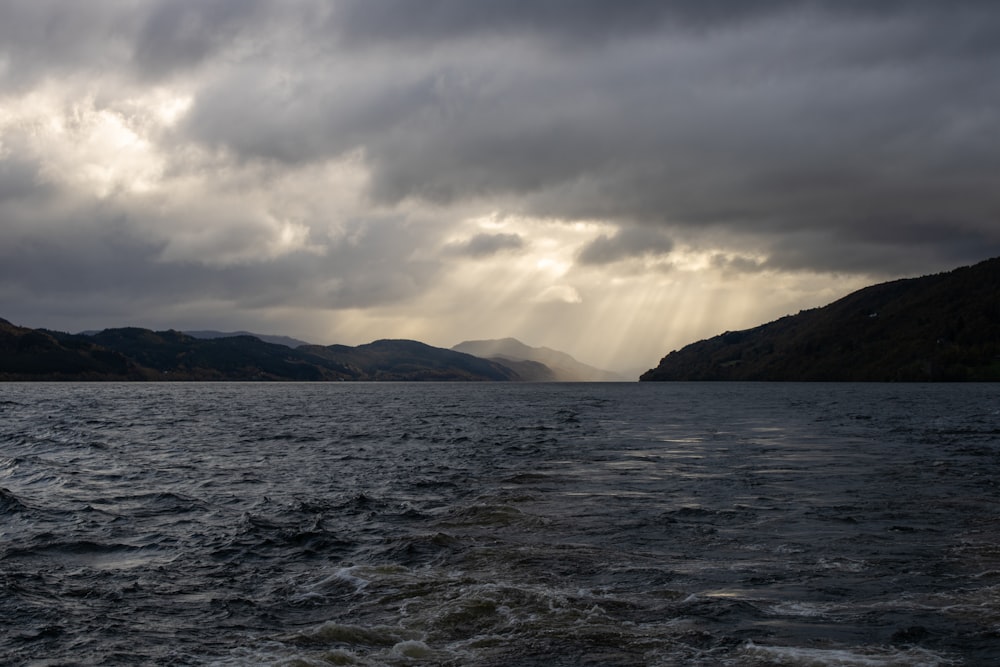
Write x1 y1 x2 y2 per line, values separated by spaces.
2 382 1000 666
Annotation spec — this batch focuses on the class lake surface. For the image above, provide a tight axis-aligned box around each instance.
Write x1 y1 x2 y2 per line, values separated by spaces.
2 382 999 666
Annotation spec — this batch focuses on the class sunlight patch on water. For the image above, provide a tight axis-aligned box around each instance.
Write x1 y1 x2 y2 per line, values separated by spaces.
740 641 959 667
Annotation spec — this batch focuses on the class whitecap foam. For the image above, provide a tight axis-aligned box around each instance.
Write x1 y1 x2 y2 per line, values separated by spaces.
290 621 421 648
817 557 868 573
391 639 435 658
294 566 370 602
767 601 833 618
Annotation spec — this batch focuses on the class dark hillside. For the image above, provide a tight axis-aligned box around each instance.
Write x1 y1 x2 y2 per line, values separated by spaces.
0 319 144 380
301 339 521 381
81 328 356 380
642 257 1000 381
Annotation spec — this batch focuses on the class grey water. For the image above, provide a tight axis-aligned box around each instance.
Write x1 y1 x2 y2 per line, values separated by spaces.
2 383 999 666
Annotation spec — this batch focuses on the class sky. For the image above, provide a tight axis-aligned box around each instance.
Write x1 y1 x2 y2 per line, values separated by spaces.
2 1 999 376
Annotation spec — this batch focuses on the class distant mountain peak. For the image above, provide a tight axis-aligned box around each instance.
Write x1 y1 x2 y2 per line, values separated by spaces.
452 338 625 382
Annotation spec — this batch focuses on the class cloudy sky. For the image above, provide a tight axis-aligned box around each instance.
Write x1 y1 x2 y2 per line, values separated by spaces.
2 1 999 375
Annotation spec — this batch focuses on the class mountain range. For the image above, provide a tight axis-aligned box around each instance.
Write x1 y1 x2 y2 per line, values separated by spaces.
641 256 1000 381
79 329 314 348
0 323 605 382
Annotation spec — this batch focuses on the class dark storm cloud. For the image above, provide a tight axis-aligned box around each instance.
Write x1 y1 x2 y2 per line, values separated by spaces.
333 0 1000 58
578 228 674 266
445 233 525 258
2 0 1000 289
331 0 798 46
0 2 116 89
153 0 1000 275
0 155 48 203
333 1 999 275
0 0 288 87
0 197 442 328
132 0 266 78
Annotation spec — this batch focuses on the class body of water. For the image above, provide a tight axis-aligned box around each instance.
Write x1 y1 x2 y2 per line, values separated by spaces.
2 382 999 665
